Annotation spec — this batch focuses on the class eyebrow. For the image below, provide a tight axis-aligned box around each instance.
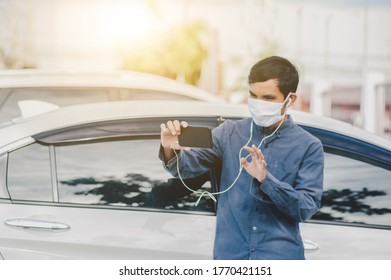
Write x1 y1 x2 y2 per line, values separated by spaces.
249 90 276 100
262 94 277 100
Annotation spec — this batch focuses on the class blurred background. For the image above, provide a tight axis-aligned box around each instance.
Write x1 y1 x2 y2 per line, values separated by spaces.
0 0 390 139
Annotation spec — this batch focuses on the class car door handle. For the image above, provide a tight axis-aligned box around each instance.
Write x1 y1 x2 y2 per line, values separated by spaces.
303 239 320 252
4 218 70 231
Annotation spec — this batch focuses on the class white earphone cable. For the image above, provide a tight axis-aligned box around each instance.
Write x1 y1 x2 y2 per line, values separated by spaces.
174 95 292 206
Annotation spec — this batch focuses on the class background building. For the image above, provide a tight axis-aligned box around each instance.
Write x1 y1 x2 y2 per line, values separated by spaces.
1 0 390 138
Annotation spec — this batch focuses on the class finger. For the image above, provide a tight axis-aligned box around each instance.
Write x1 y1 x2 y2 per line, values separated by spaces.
160 123 170 136
173 120 181 134
167 121 176 136
253 145 264 160
243 146 258 160
243 146 251 152
240 157 248 167
250 145 260 159
181 121 188 128
243 145 255 153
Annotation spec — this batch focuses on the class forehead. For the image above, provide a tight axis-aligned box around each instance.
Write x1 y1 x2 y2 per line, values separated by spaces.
249 79 284 98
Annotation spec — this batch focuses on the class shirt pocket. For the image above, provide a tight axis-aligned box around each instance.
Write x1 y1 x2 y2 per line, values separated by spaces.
266 159 300 185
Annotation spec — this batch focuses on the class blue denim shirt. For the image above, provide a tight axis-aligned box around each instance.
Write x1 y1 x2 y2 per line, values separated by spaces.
161 116 324 260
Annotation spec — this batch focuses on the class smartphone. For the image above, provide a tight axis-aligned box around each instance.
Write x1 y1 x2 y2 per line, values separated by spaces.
178 126 213 148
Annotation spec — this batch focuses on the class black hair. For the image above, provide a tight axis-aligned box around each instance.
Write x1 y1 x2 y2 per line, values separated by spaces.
248 56 299 98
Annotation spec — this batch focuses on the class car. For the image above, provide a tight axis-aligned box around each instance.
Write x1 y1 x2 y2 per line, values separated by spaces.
0 100 390 260
0 69 225 124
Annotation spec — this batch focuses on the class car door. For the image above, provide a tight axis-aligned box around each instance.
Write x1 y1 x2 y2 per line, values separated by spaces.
300 130 391 259
0 118 219 260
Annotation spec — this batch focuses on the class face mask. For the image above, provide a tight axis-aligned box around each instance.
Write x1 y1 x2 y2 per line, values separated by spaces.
248 93 292 127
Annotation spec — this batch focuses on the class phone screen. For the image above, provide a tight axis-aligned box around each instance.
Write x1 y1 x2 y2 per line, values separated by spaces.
178 126 213 148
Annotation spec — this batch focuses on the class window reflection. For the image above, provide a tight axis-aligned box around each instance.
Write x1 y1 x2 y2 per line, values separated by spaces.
56 139 214 212
312 153 391 226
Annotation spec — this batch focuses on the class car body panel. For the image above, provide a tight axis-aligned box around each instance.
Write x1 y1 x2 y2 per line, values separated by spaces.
1 100 388 150
0 70 224 103
303 125 390 169
0 101 390 259
0 101 245 153
301 222 391 259
0 203 215 260
0 70 217 97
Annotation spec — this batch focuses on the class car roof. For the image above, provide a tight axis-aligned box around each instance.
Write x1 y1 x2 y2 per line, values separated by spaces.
0 100 390 152
0 69 224 103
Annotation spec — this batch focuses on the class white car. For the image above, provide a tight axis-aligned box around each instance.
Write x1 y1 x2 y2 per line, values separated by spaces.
0 101 390 259
0 69 224 123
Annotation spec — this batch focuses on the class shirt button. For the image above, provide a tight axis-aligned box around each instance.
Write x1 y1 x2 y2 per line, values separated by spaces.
252 226 257 231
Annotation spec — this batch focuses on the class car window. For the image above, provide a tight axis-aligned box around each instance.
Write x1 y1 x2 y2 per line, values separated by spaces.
312 153 391 227
7 143 53 201
55 138 215 213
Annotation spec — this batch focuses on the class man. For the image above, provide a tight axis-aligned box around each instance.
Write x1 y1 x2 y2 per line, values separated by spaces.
159 56 324 260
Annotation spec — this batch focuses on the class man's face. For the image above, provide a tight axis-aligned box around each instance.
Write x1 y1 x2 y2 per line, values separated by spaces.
248 79 285 102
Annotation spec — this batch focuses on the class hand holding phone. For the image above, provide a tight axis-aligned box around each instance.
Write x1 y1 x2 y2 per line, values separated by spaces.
160 120 213 150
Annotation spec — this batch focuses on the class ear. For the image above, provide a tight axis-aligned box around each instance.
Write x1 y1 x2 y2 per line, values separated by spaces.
287 93 297 107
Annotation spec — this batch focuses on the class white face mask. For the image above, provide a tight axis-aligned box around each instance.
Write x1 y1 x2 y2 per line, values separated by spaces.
248 93 292 127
